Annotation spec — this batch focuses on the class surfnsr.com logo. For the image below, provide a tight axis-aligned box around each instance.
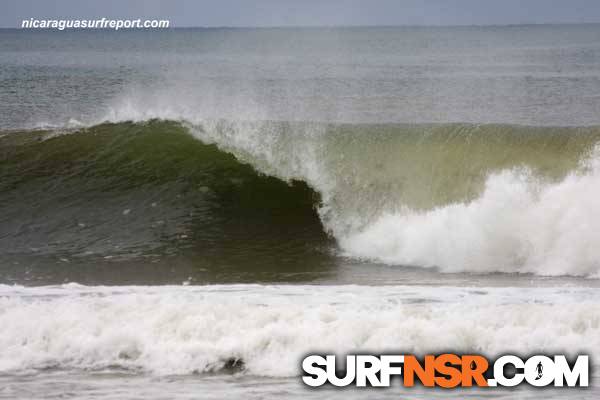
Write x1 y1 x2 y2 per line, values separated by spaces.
302 354 589 388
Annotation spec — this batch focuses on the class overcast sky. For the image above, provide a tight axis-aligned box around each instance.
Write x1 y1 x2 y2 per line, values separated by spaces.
3 0 600 28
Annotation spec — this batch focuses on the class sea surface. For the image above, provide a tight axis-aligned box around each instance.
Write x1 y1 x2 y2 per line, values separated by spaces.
1 25 600 399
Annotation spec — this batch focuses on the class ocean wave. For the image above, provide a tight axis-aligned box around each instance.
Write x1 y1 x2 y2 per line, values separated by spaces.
0 284 598 376
2 119 600 276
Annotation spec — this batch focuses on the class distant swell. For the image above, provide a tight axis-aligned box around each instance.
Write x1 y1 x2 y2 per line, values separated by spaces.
2 119 600 276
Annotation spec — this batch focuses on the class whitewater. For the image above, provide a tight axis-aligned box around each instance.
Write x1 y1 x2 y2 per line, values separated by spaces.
1 284 598 376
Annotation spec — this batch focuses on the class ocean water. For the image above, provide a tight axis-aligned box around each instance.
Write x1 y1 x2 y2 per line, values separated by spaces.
1 25 600 399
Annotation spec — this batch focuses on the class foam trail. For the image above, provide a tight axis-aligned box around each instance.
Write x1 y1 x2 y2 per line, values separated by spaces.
0 284 599 377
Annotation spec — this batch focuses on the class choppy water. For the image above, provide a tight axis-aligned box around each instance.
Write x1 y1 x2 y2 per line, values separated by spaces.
2 25 600 399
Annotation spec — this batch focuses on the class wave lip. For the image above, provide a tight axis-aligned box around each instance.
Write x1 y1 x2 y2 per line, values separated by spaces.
0 284 599 376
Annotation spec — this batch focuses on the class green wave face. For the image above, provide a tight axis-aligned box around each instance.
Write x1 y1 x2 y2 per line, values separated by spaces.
317 123 600 231
0 121 329 284
326 123 599 203
1 119 599 281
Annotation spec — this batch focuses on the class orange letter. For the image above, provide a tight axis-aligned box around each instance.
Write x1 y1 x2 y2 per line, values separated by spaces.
434 354 462 388
461 355 489 387
403 355 435 387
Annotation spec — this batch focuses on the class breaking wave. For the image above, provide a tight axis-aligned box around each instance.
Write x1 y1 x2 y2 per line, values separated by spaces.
2 118 600 276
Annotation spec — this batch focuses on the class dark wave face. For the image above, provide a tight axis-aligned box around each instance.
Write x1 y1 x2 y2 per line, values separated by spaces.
0 121 333 284
2 119 600 282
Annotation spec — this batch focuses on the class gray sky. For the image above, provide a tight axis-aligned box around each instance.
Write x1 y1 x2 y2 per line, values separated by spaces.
2 0 600 28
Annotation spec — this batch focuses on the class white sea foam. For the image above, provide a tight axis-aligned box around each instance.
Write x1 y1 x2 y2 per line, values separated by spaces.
0 284 599 376
340 155 600 276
